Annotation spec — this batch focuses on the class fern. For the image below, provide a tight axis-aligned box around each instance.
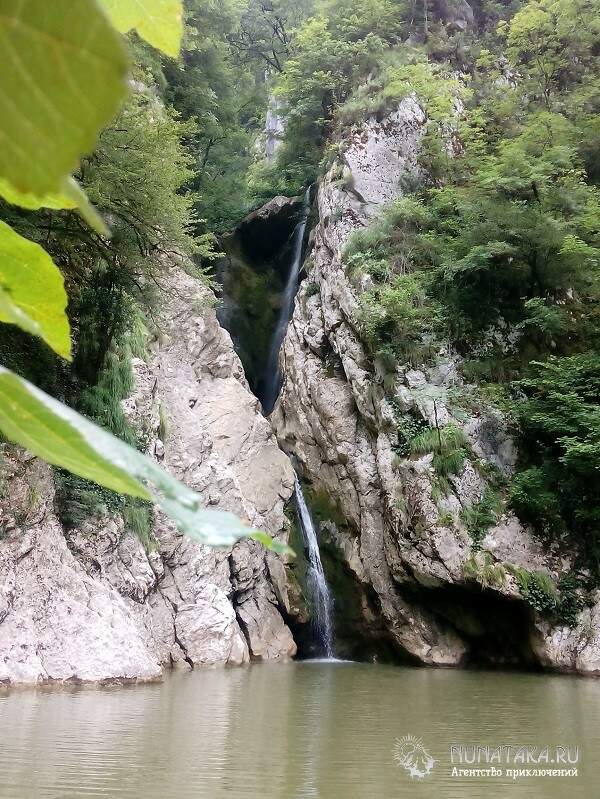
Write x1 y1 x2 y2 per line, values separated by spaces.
463 551 506 588
461 487 503 549
410 423 470 486
123 500 155 551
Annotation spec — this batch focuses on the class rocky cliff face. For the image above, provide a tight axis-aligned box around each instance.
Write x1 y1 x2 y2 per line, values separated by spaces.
271 96 600 674
0 264 297 685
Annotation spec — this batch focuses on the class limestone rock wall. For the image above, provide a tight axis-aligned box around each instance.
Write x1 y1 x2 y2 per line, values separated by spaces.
271 96 600 674
0 264 297 685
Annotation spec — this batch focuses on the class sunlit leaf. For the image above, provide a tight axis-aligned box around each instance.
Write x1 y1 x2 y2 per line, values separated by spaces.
0 0 128 197
0 368 289 551
0 222 71 359
0 286 43 340
0 178 77 211
99 0 183 57
250 531 294 556
0 177 109 236
62 178 110 237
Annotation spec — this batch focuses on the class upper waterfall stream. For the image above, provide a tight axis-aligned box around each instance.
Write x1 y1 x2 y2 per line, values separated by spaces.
260 188 311 414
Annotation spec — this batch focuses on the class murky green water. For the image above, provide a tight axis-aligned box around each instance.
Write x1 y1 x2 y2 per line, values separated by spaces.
1 661 599 798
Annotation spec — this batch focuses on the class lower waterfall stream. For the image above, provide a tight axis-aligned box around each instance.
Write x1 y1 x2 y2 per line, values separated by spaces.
294 476 335 658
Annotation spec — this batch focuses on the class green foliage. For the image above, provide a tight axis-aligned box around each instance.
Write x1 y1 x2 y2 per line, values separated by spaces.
227 0 309 73
510 354 600 565
337 53 468 143
78 341 138 448
388 399 424 447
516 568 559 614
55 470 123 530
251 0 406 198
56 471 156 551
410 423 470 488
163 0 272 230
127 307 150 360
438 510 454 527
84 90 198 260
357 275 436 361
391 417 473 498
512 567 583 626
331 1 600 576
556 573 585 627
343 111 600 359
344 197 447 363
504 0 600 105
0 0 128 200
0 222 71 359
122 500 156 550
461 487 503 549
463 551 506 588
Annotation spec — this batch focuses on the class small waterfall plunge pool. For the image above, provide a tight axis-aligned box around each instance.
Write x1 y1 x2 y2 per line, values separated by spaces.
1 663 598 798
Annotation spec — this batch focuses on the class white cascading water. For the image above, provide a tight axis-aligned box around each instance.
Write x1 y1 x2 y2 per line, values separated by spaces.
258 187 334 656
295 476 335 658
261 187 311 414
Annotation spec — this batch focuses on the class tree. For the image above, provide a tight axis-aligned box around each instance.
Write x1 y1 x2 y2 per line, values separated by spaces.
504 0 600 105
511 355 600 568
248 0 405 198
162 0 267 229
227 0 311 72
0 0 286 553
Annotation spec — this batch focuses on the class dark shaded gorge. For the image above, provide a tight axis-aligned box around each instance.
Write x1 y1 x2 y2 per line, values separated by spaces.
215 195 306 410
214 193 545 669
216 192 343 660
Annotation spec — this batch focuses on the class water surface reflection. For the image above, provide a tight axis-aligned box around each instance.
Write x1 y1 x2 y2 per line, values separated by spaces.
0 662 598 798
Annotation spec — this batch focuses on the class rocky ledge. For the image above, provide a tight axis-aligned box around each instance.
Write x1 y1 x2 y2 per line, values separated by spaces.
0 263 297 686
271 95 600 675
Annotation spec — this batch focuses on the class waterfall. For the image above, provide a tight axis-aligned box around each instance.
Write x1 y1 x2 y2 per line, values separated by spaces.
295 476 335 658
261 188 311 414
264 96 285 161
258 187 334 655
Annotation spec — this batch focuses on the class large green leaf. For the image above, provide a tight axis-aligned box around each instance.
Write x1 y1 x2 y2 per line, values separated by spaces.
0 222 71 359
0 0 128 197
0 368 279 549
0 177 108 238
99 0 183 57
0 178 76 211
0 177 108 237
